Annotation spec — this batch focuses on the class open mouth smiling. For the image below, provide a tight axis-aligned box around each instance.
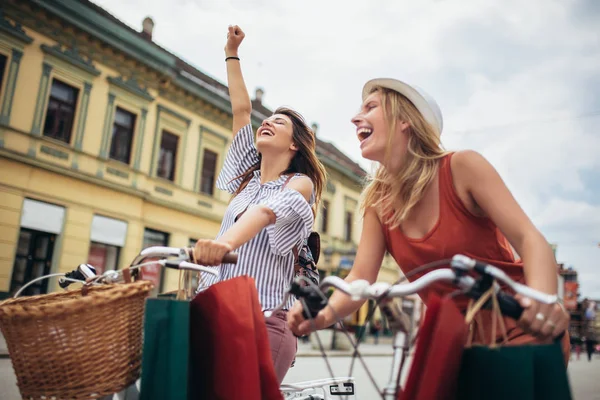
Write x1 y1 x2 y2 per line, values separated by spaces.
357 127 373 142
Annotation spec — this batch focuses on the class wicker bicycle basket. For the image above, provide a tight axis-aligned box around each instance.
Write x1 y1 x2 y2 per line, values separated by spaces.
0 280 154 400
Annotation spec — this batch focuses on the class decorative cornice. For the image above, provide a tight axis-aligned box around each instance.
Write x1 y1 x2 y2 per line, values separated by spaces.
106 166 129 179
40 144 69 160
41 43 100 76
319 155 365 186
154 185 173 196
0 7 33 44
199 124 228 143
157 104 190 126
28 0 175 71
107 76 154 102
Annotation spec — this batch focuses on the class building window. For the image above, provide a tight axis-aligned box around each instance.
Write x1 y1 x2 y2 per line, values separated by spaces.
0 53 7 95
344 211 353 242
200 149 218 195
321 200 329 233
87 242 120 276
43 79 79 144
157 130 178 181
109 107 136 164
143 228 170 295
87 214 127 275
10 228 56 296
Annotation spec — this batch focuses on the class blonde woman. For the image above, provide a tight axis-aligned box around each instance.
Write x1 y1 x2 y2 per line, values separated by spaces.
287 78 570 362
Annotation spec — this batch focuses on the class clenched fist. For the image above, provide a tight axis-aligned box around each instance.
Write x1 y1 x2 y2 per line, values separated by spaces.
225 25 245 57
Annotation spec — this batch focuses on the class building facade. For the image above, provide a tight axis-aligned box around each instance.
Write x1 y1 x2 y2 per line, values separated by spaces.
590 300 599 342
0 0 405 312
557 263 590 342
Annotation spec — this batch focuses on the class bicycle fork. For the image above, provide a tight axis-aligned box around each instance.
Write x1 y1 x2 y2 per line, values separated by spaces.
379 299 412 400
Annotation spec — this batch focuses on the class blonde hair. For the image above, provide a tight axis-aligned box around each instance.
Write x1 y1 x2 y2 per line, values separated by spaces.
360 86 447 228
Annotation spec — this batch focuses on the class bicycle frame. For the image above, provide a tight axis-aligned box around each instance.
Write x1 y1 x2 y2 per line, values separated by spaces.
380 300 413 399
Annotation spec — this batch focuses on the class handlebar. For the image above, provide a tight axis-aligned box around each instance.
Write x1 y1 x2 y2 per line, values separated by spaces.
130 246 238 267
51 246 237 291
267 254 559 322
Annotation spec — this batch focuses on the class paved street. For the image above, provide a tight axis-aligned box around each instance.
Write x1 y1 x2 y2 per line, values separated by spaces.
566 355 600 400
1 346 598 399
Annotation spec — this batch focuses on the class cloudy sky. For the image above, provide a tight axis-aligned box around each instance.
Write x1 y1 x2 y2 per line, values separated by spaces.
94 0 600 298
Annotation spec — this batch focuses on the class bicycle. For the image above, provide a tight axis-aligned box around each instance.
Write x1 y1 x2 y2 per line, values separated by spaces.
1 246 351 400
1 246 233 400
268 254 562 400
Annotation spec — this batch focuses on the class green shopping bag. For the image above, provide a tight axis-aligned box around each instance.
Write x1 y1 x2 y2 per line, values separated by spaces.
456 285 572 400
457 342 571 399
139 276 193 400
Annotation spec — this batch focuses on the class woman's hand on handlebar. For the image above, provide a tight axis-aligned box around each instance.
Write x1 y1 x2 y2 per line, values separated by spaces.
516 295 570 341
287 300 328 337
193 239 232 266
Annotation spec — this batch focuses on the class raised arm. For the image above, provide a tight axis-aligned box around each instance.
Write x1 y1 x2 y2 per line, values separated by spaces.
225 25 251 135
214 25 261 194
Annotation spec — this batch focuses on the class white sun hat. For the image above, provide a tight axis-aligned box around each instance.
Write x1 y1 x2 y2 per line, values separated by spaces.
362 78 443 137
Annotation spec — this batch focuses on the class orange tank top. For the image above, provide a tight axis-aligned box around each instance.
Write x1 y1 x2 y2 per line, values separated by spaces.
383 152 524 309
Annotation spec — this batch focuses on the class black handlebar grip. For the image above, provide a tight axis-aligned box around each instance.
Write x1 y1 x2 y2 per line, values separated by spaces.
287 281 328 319
221 252 238 264
302 293 328 319
496 291 524 320
58 277 71 289
163 260 182 269
495 291 567 342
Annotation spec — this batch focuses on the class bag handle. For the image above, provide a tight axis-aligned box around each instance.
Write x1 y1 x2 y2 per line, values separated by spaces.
465 283 508 348
490 288 508 346
465 286 494 323
176 248 200 300
465 287 493 347
465 301 486 348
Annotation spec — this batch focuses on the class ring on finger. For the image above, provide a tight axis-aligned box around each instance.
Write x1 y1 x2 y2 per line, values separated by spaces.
535 312 546 322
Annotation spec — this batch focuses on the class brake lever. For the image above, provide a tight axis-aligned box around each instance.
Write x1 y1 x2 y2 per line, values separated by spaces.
58 264 98 288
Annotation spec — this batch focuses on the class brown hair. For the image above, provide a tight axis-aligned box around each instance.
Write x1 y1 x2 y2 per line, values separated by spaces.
232 107 327 212
360 87 447 228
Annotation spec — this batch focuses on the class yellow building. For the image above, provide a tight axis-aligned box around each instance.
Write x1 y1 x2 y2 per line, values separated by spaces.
0 0 404 309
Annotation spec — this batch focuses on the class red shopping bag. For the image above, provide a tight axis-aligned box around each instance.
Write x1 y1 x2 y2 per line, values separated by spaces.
189 276 282 400
402 294 468 400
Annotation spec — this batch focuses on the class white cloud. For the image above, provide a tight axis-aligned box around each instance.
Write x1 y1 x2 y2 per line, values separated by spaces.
92 0 600 298
537 199 600 237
